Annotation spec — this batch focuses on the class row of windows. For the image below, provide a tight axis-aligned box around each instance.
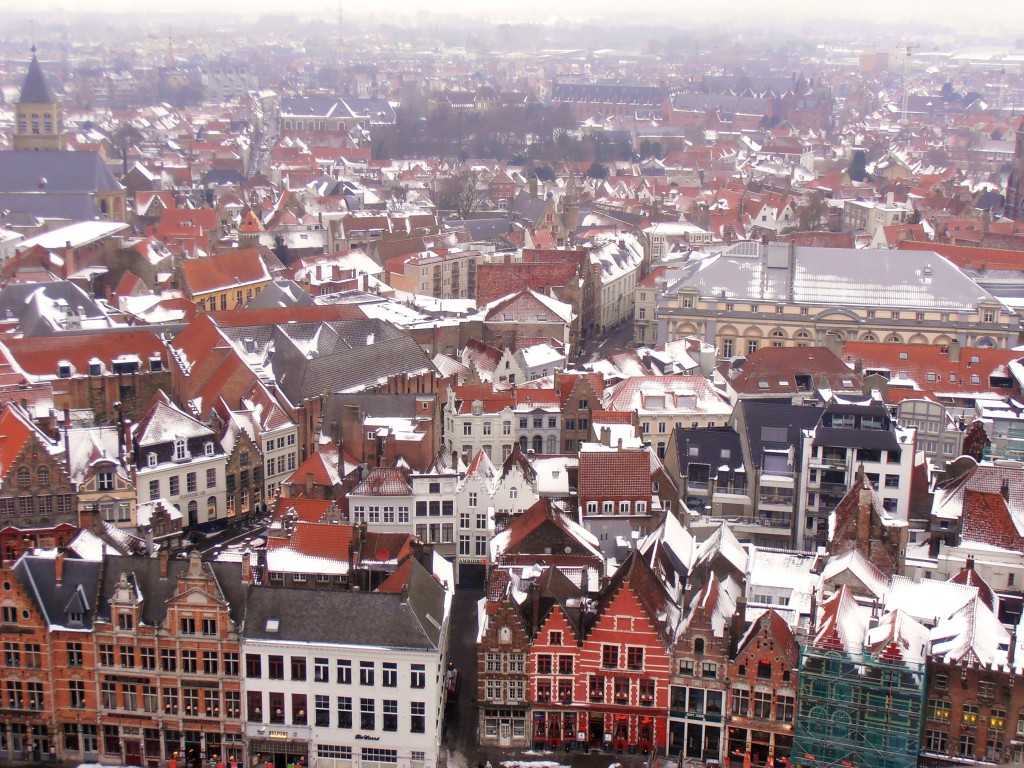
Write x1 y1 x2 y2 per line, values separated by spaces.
584 500 648 515
245 656 426 688
99 643 235 673
351 505 412 524
246 691 426 733
0 494 74 517
99 683 240 717
148 469 219 499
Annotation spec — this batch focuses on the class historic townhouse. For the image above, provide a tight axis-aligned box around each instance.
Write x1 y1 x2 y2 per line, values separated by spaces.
669 578 734 764
574 551 675 754
653 241 1017 353
0 403 77 531
725 610 799 768
242 558 451 768
68 426 135 529
131 393 228 531
1 556 58 762
92 551 248 767
578 447 657 553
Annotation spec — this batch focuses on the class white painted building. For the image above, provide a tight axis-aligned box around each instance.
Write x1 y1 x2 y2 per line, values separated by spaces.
131 393 227 529
242 557 452 768
588 233 644 335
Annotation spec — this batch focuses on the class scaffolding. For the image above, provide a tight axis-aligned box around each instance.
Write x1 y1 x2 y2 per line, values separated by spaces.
791 646 925 768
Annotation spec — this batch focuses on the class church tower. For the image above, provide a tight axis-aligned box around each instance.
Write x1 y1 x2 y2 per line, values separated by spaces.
1007 116 1024 223
13 46 65 151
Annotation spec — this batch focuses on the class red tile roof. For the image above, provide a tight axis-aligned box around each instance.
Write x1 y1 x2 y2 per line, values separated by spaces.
961 490 1024 550
181 248 271 297
2 331 166 378
578 450 651 501
729 346 860 395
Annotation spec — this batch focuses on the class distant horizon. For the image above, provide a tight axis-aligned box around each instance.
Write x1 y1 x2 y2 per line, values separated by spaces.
0 0 1023 37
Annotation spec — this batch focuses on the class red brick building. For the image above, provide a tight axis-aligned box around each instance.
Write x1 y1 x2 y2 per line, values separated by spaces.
725 610 800 768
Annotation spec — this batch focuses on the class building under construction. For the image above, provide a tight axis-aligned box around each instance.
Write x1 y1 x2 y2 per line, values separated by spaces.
791 640 926 768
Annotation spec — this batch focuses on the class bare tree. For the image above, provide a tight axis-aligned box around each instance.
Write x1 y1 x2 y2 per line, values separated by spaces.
435 170 490 219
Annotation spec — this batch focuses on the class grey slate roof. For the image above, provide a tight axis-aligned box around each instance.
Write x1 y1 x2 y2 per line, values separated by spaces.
0 151 122 194
445 217 514 241
321 391 426 428
243 558 445 650
97 554 248 627
508 190 550 227
670 426 745 476
0 281 108 336
736 400 822 470
667 242 1002 311
12 555 102 629
245 279 316 309
258 319 435 405
19 53 57 104
0 191 102 222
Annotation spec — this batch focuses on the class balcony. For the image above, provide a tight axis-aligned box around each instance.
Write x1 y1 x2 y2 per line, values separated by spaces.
809 454 847 470
758 490 794 507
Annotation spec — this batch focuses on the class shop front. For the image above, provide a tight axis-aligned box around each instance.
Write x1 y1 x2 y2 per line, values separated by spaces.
248 728 310 768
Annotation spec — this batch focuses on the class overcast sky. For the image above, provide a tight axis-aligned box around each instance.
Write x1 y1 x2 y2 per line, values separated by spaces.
2 0 1024 38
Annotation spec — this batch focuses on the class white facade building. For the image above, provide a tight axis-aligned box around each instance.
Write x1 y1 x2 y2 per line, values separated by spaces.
242 557 452 768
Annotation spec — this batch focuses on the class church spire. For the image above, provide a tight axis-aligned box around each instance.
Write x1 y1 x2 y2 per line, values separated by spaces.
19 45 57 105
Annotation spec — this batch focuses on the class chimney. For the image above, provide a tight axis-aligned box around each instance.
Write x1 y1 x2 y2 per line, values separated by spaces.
63 406 71 459
78 505 96 532
966 554 976 571
948 339 961 364
857 463 872 544
241 547 253 584
1009 625 1018 668
305 472 315 497
159 548 170 579
809 587 818 633
400 583 409 604
1001 478 1010 501
531 582 541 638
55 549 66 585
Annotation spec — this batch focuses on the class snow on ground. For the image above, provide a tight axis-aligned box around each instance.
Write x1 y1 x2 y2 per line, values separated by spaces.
501 762 571 768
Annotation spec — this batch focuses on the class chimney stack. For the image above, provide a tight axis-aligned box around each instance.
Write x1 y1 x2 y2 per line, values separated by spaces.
241 547 253 584
948 339 961 364
55 549 66 585
159 548 170 579
1001 478 1010 501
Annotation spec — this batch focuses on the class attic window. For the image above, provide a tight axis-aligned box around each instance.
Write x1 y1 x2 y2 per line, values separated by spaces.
265 619 280 633
150 357 162 372
758 381 769 389
688 446 699 457
204 442 215 457
58 361 72 379
147 453 157 468
720 449 730 459
927 373 936 382
899 352 908 360
841 379 854 388
89 359 102 376
970 355 980 364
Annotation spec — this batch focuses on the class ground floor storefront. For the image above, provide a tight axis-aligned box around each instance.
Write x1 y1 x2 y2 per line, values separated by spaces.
726 724 793 768
532 708 660 754
479 707 529 748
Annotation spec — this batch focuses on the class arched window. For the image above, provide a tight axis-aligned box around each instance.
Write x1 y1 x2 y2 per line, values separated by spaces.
17 467 30 488
694 637 705 654
37 467 49 486
546 436 557 454
518 436 528 452
885 334 902 344
174 438 187 461
207 497 217 518
532 435 543 453
861 333 878 343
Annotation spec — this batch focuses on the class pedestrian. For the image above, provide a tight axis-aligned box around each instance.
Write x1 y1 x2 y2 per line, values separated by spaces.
485 761 492 768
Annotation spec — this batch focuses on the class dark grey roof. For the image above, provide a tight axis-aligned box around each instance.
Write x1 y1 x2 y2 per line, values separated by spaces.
670 426 745 475
343 98 396 124
243 559 446 650
202 169 246 186
321 392 426 429
0 151 123 194
261 319 436 405
19 54 57 104
97 554 248 628
552 83 664 106
245 279 316 309
445 217 513 241
0 281 108 336
508 190 549 227
281 96 353 120
736 400 822 469
12 555 102 629
0 191 102 222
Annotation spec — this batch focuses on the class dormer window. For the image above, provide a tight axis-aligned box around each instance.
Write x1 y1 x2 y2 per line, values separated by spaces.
174 438 188 462
89 360 102 376
204 442 215 457
58 362 72 379
147 453 157 468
